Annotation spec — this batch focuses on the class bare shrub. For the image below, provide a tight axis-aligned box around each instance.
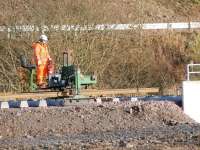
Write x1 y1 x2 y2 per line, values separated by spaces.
0 0 199 92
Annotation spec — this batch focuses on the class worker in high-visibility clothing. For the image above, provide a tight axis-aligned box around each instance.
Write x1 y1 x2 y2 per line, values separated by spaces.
32 34 52 88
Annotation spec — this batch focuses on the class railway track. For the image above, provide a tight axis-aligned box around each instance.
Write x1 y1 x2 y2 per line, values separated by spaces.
0 88 164 109
0 88 159 101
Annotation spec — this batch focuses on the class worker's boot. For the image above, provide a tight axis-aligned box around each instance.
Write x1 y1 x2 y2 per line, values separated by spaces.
38 83 47 89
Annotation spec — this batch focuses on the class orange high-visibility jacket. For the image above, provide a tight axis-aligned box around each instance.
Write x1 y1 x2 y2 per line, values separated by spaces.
32 42 51 66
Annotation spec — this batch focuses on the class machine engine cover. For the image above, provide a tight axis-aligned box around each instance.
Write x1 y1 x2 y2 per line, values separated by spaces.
48 73 65 89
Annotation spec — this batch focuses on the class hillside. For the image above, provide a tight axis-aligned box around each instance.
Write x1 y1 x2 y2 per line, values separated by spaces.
0 0 200 92
0 0 200 25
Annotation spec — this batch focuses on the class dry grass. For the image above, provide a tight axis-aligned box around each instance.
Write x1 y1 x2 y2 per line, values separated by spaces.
0 0 200 92
0 0 200 25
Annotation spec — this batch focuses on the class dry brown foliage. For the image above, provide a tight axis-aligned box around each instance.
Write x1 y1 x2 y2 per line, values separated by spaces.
0 0 200 92
0 0 200 25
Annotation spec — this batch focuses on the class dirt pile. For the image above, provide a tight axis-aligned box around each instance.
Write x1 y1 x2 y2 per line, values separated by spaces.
0 101 199 149
0 101 193 138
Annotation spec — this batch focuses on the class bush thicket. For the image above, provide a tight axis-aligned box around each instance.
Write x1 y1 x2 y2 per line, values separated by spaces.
0 0 200 93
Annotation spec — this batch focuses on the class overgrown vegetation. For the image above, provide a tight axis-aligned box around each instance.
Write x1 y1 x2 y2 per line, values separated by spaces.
0 0 200 93
192 0 200 4
1 31 199 93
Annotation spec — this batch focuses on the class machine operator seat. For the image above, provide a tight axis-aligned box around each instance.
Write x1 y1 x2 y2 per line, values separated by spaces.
20 55 36 70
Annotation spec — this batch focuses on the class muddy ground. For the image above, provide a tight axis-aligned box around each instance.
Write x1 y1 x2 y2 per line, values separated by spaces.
0 101 199 149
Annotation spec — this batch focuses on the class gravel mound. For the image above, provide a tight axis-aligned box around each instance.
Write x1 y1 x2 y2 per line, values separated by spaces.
0 101 198 149
0 101 193 138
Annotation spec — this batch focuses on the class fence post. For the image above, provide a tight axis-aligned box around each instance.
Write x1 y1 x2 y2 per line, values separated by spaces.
187 64 190 81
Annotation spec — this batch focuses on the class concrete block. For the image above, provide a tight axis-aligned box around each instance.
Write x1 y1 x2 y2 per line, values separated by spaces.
39 99 47 107
20 101 28 108
47 99 64 106
27 99 39 107
8 101 20 108
183 81 200 123
0 102 9 109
